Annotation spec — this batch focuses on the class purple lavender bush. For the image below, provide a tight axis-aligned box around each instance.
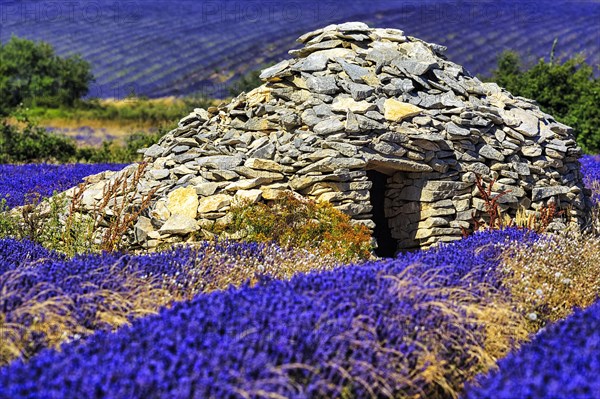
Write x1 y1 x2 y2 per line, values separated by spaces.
0 238 340 366
581 155 600 203
0 164 126 208
0 229 538 399
580 155 600 183
0 238 62 274
463 298 600 399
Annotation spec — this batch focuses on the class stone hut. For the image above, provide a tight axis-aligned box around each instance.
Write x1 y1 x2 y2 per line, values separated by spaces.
75 22 591 256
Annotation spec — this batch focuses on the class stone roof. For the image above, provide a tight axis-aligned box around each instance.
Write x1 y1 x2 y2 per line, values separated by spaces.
74 22 592 252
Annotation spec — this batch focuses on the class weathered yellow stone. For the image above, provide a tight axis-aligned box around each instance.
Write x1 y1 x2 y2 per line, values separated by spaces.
332 97 375 114
260 183 289 200
362 73 381 87
159 214 198 235
383 99 422 122
150 199 171 221
167 186 199 219
197 194 232 214
232 189 263 206
247 86 272 107
261 188 287 200
291 75 308 90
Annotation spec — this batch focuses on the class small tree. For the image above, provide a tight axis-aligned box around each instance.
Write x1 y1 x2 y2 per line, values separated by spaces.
0 36 94 115
490 45 600 153
491 50 523 89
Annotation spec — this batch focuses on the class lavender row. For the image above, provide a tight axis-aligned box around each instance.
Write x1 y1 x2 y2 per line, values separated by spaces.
580 155 600 203
0 229 538 398
3 1 597 98
0 237 288 317
581 155 600 180
463 298 600 399
0 238 340 365
0 163 126 208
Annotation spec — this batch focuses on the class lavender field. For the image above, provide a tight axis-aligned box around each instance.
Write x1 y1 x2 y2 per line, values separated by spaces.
2 0 599 98
0 163 126 208
0 157 599 398
1 1 600 395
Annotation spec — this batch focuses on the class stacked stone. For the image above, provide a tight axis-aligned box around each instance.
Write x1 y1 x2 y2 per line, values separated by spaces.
70 22 591 252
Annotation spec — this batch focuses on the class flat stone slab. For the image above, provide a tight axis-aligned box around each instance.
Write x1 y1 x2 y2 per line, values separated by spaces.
384 99 422 122
159 214 198 235
167 186 198 219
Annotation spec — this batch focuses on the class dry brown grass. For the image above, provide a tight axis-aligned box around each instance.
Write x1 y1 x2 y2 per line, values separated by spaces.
499 231 600 332
95 162 158 252
79 261 177 331
0 259 178 367
382 265 529 399
55 162 157 254
0 270 81 365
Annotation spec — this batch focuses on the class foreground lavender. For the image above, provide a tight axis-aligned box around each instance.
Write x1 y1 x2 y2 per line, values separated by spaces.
0 238 339 366
0 229 537 399
0 164 126 208
463 298 600 399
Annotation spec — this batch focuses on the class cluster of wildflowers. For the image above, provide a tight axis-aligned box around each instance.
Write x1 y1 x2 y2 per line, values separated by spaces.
498 232 600 332
0 229 536 398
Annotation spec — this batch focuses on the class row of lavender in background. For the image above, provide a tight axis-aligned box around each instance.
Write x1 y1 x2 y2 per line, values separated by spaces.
4 1 598 98
0 163 126 208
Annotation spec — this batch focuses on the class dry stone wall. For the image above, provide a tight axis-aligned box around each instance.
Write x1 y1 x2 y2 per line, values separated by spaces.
72 22 592 254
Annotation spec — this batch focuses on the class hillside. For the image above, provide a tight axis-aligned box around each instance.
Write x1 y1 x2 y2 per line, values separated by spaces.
2 0 599 98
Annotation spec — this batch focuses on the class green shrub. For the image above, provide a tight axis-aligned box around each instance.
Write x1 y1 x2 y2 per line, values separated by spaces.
0 36 93 115
213 193 373 263
1 106 165 164
0 113 77 163
490 47 600 153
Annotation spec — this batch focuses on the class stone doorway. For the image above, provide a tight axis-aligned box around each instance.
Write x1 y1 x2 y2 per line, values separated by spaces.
366 170 397 258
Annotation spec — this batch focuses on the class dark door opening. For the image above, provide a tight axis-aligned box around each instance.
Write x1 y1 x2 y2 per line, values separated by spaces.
367 170 397 258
